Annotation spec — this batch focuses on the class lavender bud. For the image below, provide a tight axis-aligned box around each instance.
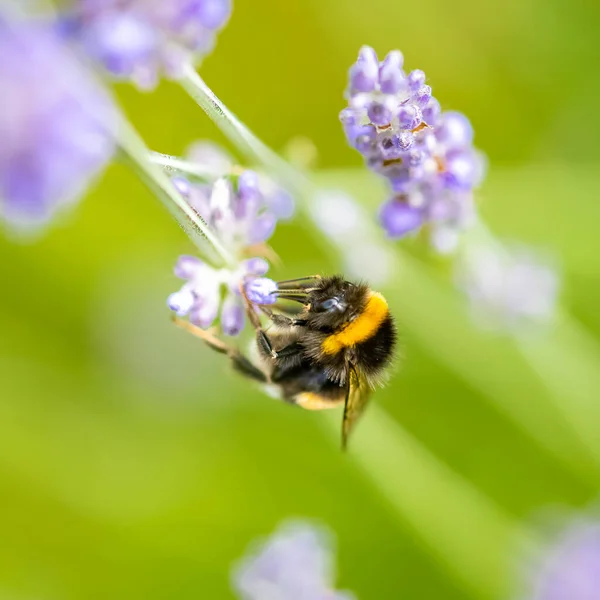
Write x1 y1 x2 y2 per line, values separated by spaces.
238 170 260 199
379 50 405 94
407 69 426 90
422 98 441 125
221 294 245 336
379 200 423 238
81 12 156 78
242 257 269 276
443 149 479 190
174 255 203 279
267 189 295 220
415 84 432 106
367 101 393 126
167 288 195 316
349 45 379 92
398 104 423 130
189 294 220 329
244 277 278 305
436 111 474 148
397 132 414 151
191 0 233 29
248 212 277 244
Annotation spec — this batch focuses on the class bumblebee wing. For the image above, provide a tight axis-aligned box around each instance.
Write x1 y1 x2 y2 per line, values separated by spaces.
341 366 371 450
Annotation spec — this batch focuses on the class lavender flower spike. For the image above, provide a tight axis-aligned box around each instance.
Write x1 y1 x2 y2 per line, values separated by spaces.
524 519 600 600
181 140 296 220
232 521 355 600
65 0 232 88
166 157 293 336
0 15 115 231
341 46 485 252
168 254 270 335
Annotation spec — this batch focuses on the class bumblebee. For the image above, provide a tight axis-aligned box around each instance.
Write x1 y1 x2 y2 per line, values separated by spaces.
173 275 397 447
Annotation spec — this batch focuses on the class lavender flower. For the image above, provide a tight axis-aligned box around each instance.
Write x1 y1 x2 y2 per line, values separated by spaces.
182 141 296 220
524 519 600 600
456 243 560 332
232 521 355 600
0 15 115 231
341 46 484 252
185 176 278 250
168 255 271 335
167 172 285 335
65 0 232 88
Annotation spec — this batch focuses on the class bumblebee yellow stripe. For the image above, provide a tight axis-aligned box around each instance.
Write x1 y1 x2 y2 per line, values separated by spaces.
295 392 344 410
321 292 388 355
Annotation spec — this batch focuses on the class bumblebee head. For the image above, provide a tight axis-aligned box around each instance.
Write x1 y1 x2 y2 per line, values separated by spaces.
275 275 371 332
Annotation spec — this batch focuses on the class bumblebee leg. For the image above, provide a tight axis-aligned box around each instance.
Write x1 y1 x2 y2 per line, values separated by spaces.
258 306 307 328
239 282 280 359
172 316 267 383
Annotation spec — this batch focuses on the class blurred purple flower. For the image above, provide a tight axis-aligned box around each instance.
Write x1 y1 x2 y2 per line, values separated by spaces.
341 46 484 252
456 243 560 331
232 521 355 600
0 15 115 231
526 519 600 600
65 0 232 88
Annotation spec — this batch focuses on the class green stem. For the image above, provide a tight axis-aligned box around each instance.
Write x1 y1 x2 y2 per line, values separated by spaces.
150 152 224 180
116 117 236 269
179 64 313 197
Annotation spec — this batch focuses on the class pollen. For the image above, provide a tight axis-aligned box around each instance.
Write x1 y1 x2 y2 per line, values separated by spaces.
322 293 389 354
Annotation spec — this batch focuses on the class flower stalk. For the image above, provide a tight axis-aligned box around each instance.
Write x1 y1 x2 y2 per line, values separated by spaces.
115 116 236 268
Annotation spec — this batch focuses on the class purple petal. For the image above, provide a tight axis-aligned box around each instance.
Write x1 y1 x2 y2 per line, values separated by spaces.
248 212 277 244
367 102 392 126
267 189 295 220
407 69 426 90
81 13 156 77
436 111 474 148
349 46 379 92
167 288 195 316
189 295 219 329
422 98 441 125
443 149 479 190
243 257 269 276
398 104 422 130
415 84 432 106
244 278 278 305
221 294 245 336
183 0 232 30
379 50 405 94
174 255 204 279
379 200 423 238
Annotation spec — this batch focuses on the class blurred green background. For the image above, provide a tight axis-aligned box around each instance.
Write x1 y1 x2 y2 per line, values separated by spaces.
2 0 600 598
